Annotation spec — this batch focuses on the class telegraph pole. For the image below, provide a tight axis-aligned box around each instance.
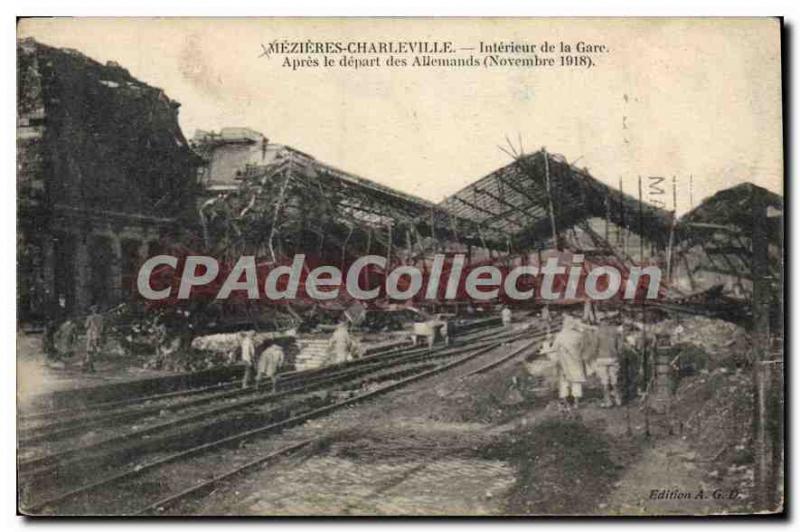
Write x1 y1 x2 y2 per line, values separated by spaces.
542 147 559 250
751 186 782 511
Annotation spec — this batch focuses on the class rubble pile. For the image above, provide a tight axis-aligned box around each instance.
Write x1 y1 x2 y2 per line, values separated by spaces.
190 332 246 353
671 369 756 505
670 316 752 367
143 345 230 372
183 329 301 371
190 330 295 354
357 310 410 332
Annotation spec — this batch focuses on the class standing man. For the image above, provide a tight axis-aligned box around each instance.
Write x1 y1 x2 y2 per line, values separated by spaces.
595 320 623 407
501 305 513 328
83 305 104 373
152 318 169 370
54 318 78 362
550 316 588 408
541 304 552 339
328 320 357 364
256 341 285 393
241 330 257 388
427 315 450 349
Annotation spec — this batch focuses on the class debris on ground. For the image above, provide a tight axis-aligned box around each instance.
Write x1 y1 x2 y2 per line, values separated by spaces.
667 316 752 367
482 418 635 515
319 424 497 464
427 361 543 424
670 368 756 508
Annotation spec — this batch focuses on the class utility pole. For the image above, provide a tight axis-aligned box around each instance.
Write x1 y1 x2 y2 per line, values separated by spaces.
751 185 783 512
542 147 559 250
665 176 677 284
637 176 652 437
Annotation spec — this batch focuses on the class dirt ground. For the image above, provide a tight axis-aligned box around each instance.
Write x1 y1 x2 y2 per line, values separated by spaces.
19 318 767 516
600 437 737 516
17 330 172 411
173 336 761 516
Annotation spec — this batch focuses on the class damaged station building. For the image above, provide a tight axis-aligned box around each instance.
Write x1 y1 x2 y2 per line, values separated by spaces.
17 37 783 330
17 38 202 321
16 38 785 516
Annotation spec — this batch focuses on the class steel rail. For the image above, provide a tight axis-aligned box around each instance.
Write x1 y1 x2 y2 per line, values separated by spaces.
20 328 532 494
134 333 548 516
20 322 509 426
20 326 521 446
19 328 525 470
462 335 545 377
25 337 519 514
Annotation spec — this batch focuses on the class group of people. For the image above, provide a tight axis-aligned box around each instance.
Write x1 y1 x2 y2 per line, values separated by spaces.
45 305 105 373
46 304 364 387
44 301 652 414
239 330 285 391
539 301 634 409
239 318 362 391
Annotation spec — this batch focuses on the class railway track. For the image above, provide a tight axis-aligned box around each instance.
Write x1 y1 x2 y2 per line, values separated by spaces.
137 336 544 516
19 317 505 422
20 324 548 515
18 324 520 448
19 330 523 475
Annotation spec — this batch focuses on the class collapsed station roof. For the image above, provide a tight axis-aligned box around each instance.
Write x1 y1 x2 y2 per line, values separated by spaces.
669 182 783 299
194 140 519 260
439 150 673 252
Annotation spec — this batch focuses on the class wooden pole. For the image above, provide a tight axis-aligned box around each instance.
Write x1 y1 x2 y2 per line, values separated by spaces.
386 223 393 267
405 229 413 264
751 185 782 511
447 211 460 247
362 228 373 289
430 206 437 252
638 175 650 438
267 171 292 263
619 177 628 256
638 176 644 264
341 225 354 270
665 176 677 284
542 147 559 250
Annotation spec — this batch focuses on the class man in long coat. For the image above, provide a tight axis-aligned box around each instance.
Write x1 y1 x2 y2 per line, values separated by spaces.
549 316 589 407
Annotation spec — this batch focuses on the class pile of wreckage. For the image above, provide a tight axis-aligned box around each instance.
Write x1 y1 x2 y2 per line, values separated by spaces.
140 141 781 370
19 39 783 404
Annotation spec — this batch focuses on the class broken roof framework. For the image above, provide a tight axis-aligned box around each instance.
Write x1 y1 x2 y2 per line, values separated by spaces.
670 182 783 290
197 146 679 270
197 149 511 264
440 150 673 253
675 182 782 246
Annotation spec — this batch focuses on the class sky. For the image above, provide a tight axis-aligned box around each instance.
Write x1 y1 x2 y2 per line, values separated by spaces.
18 17 784 213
